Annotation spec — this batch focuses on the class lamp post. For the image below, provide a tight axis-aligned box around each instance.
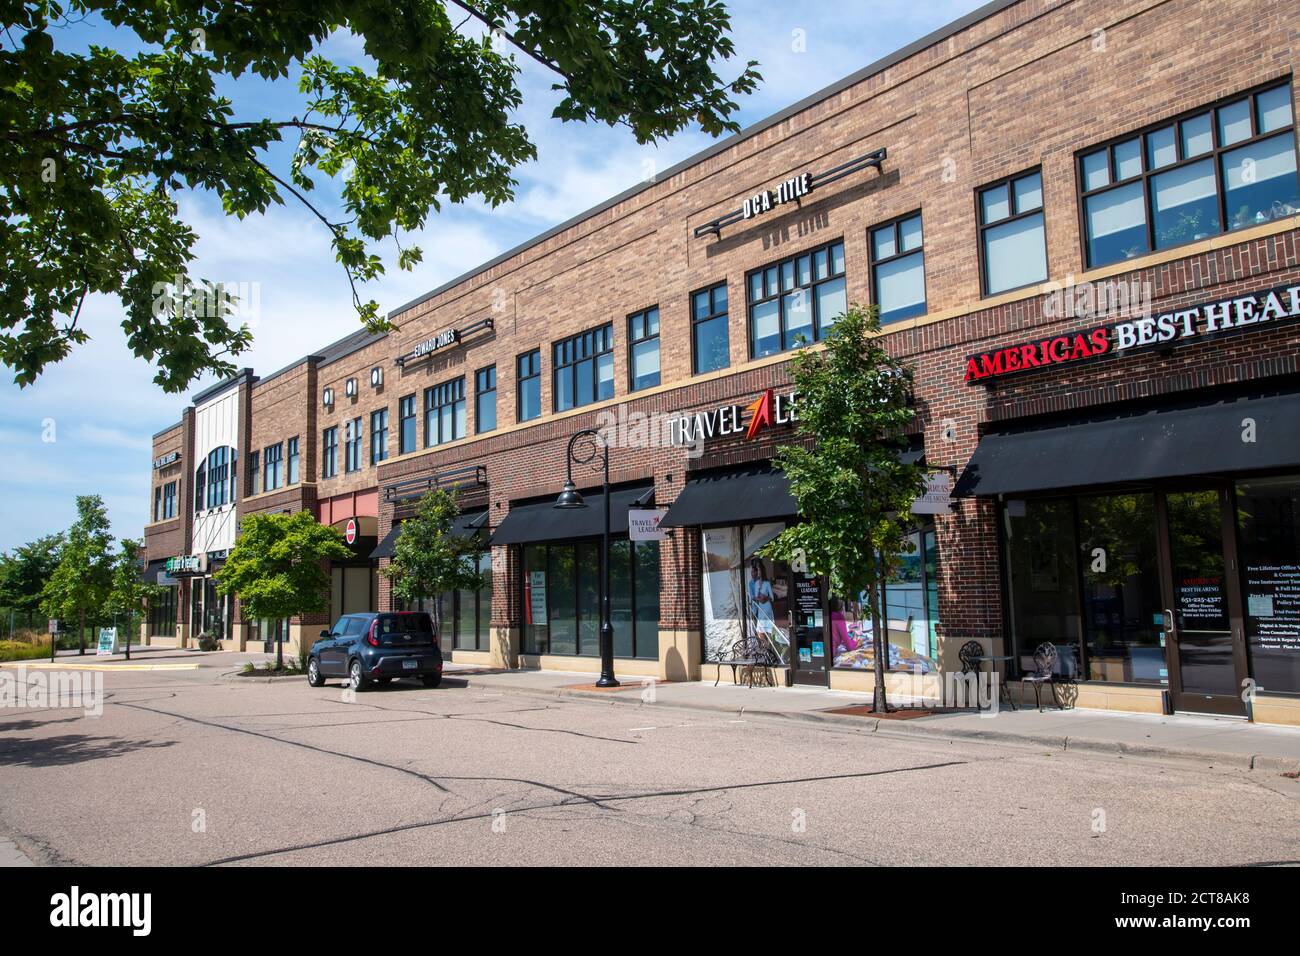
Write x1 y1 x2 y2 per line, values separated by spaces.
554 428 618 687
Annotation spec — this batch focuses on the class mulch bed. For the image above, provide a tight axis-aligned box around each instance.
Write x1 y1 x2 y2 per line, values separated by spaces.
824 705 963 720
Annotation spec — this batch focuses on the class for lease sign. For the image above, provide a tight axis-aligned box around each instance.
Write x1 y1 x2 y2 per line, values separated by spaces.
964 281 1300 384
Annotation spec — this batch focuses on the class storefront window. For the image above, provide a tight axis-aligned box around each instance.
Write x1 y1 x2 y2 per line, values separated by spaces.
700 523 791 665
1004 499 1082 676
1236 476 1300 695
521 540 658 659
830 526 942 673
148 585 177 637
1077 493 1165 684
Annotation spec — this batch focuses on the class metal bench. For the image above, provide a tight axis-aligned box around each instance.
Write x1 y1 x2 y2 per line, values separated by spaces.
714 635 780 688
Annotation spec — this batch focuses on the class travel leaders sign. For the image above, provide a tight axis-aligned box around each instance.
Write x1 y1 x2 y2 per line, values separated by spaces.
669 389 797 448
964 281 1300 384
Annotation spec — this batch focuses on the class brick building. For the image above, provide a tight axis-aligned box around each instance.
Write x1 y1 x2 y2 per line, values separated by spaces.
144 0 1300 724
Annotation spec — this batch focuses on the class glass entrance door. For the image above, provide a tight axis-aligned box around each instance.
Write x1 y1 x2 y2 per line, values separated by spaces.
1160 487 1248 717
790 570 829 686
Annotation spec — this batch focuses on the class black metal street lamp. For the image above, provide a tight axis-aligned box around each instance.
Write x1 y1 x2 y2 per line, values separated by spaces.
554 428 618 687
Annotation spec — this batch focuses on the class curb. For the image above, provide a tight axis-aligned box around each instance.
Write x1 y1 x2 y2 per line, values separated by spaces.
459 674 1300 774
218 670 307 683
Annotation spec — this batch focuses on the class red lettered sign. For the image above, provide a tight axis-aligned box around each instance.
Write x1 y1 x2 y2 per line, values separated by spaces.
964 325 1110 383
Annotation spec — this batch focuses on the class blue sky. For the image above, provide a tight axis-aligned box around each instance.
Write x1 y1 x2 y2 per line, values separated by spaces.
0 0 986 552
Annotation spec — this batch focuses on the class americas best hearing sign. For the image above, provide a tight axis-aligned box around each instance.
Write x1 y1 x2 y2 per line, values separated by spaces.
964 281 1300 384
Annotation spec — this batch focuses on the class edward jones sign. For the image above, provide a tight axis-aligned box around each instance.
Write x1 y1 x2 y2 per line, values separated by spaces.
964 281 1300 384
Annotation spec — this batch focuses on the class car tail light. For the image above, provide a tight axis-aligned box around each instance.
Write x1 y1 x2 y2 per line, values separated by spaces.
366 621 379 647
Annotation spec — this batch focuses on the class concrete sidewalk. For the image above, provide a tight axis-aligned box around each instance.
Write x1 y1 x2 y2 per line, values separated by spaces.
446 664 1300 772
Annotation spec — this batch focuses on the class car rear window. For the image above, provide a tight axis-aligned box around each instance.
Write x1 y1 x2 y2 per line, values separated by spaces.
379 614 432 635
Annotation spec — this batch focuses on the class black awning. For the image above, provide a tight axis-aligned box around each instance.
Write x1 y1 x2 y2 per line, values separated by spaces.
370 509 488 559
661 465 797 528
954 387 1300 497
142 559 170 584
489 486 650 546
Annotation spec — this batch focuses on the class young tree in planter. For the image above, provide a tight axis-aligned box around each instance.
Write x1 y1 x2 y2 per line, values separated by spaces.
215 511 353 669
105 538 164 660
381 489 484 633
759 305 925 713
41 495 114 655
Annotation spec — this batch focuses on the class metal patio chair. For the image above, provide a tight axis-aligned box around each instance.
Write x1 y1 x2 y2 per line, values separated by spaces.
1021 642 1059 711
958 639 984 676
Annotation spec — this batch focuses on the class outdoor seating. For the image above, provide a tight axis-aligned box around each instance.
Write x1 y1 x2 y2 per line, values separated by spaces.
1022 642 1060 711
715 635 780 688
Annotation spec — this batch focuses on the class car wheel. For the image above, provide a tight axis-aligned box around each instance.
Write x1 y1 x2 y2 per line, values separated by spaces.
349 659 370 692
307 658 325 687
421 673 442 689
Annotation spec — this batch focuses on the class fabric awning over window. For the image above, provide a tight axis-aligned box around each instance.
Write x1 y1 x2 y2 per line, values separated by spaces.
660 465 797 528
370 509 488 559
954 387 1300 497
141 559 170 584
489 486 651 546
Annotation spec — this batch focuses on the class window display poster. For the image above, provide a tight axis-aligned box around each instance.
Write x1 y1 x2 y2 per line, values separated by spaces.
701 528 743 662
1244 563 1300 651
743 523 790 664
527 570 547 626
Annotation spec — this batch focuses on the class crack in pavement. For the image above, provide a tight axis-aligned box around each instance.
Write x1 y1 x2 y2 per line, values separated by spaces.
197 760 966 865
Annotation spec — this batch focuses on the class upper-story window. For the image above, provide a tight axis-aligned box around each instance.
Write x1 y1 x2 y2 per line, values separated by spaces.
746 240 846 359
344 417 363 473
425 377 465 447
517 350 541 422
263 442 283 491
553 324 614 412
978 170 1047 295
870 213 927 324
1079 82 1298 268
196 446 237 511
691 282 729 374
248 450 260 495
370 408 388 464
475 365 497 433
156 480 177 521
627 307 660 391
287 436 299 485
322 426 338 479
398 394 417 454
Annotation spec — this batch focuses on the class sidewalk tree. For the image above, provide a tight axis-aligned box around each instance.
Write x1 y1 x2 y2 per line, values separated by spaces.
105 537 163 657
216 510 353 668
382 489 484 627
758 305 925 713
2 1 759 392
41 495 114 654
0 533 63 632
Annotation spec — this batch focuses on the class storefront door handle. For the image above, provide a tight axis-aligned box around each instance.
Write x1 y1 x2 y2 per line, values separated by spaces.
1164 608 1176 637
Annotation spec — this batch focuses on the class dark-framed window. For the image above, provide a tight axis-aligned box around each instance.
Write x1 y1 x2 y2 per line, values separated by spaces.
691 282 729 374
1079 80 1298 268
370 408 388 464
163 480 177 519
398 393 417 454
552 324 614 412
287 436 299 485
424 377 465 447
870 212 927 324
977 169 1047 295
475 365 497 434
153 486 162 522
627 307 660 391
746 239 846 359
263 442 283 491
321 426 338 479
344 417 363 473
201 446 235 508
247 450 260 496
521 538 659 659
516 349 541 422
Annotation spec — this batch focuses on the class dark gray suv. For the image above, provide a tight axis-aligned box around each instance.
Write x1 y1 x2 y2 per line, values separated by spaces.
307 612 442 691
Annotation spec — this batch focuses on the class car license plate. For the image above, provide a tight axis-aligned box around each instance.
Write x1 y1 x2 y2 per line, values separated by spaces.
402 659 418 670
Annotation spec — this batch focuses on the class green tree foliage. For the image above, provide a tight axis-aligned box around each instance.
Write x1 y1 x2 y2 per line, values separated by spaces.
41 494 114 653
381 488 483 620
105 537 163 647
0 532 63 620
216 510 352 664
2 1 759 390
759 305 925 711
